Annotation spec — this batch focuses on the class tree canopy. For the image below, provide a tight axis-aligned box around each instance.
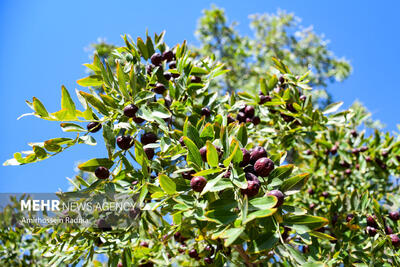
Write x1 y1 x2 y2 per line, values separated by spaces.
1 6 399 267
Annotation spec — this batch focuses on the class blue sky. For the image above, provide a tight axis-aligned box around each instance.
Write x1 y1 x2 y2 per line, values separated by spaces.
0 0 399 193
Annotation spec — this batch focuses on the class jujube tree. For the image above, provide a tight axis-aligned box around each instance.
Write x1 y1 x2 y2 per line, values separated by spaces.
1 6 400 267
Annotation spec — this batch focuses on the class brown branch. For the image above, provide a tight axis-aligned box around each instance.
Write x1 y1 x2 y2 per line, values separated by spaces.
233 245 257 267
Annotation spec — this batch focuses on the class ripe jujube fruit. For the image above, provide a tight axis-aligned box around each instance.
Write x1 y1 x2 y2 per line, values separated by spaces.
279 76 285 84
150 53 162 66
346 213 355 222
243 165 256 174
267 190 284 207
252 116 261 125
182 170 195 180
116 135 133 150
188 249 198 258
163 72 172 80
97 218 111 231
141 132 157 145
244 106 255 118
132 116 145 124
146 64 154 75
321 191 329 198
239 148 250 167
95 166 110 179
201 107 211 117
204 257 213 264
240 180 260 197
223 169 231 178
169 61 176 69
123 104 138 118
154 83 166 94
227 114 235 124
140 241 149 247
179 136 185 147
199 146 207 162
254 157 274 177
385 225 394 235
366 215 378 228
286 103 296 113
389 211 400 221
144 147 155 160
190 176 207 192
350 129 358 138
250 146 268 164
190 76 201 83
245 172 259 183
162 50 174 62
259 94 271 104
390 234 400 247
236 112 246 123
87 122 102 133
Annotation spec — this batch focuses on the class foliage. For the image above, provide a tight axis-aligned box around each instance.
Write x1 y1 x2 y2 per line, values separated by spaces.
2 7 400 267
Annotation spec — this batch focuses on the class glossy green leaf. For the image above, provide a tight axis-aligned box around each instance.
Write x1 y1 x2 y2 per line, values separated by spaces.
281 173 310 195
159 174 177 195
77 75 103 87
206 141 219 167
183 137 202 168
78 158 114 172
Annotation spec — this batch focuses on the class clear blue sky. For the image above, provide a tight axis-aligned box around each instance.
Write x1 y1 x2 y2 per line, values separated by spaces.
1 0 399 193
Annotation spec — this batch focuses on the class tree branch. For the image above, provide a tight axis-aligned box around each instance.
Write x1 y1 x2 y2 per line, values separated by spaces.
233 245 256 267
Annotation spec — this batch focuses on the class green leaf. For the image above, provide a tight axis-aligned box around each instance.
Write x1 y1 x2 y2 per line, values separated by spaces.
205 209 238 225
249 196 278 210
134 140 149 177
281 173 310 195
201 174 223 196
322 101 343 115
223 140 239 167
243 209 277 224
78 158 114 172
61 86 76 118
268 164 294 180
146 36 155 57
102 122 115 157
78 135 97 146
194 168 222 177
208 198 238 211
159 174 177 195
208 179 233 192
190 66 209 75
60 123 86 132
206 141 219 167
284 215 328 230
79 91 109 116
116 62 130 99
200 123 214 139
260 78 267 95
183 137 202 168
33 146 47 159
221 228 244 246
309 231 336 241
32 97 49 117
77 75 103 87
249 233 279 253
137 37 149 60
237 123 248 147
